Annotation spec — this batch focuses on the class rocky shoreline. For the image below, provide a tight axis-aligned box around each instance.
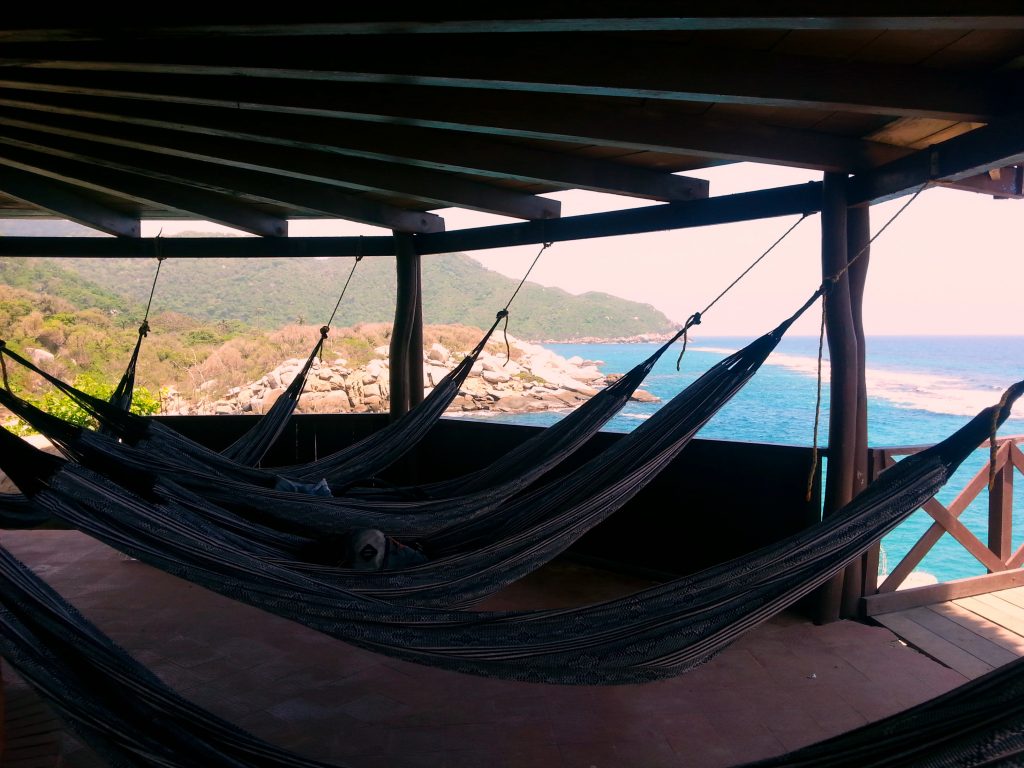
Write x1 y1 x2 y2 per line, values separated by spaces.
164 336 659 417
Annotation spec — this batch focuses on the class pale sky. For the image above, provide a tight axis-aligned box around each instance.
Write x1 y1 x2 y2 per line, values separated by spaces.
142 163 1024 336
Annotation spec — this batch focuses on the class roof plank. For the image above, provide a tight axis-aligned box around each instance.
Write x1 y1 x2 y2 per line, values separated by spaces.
0 37 997 120
0 112 559 221
0 93 709 201
0 164 139 236
0 74 909 172
0 143 288 236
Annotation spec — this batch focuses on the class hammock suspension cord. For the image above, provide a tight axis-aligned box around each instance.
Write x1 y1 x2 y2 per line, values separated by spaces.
677 212 811 370
499 240 552 363
805 183 928 495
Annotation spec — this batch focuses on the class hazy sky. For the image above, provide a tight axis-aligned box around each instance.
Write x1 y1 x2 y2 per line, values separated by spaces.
142 163 1024 337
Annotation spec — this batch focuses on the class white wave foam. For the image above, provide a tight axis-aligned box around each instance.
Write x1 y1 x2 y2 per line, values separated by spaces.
764 351 1023 419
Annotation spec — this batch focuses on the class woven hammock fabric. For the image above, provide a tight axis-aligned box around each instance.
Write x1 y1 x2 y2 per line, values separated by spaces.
0 311 506 490
219 330 328 466
0 318 705 542
0 545 341 768
0 310 796 592
2 382 1018 685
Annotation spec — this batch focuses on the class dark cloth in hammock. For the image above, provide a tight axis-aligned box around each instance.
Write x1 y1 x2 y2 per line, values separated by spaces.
0 492 48 528
3 381 1018 685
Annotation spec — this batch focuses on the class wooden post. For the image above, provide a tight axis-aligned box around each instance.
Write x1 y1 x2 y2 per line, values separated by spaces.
989 445 1013 566
389 232 422 418
815 171 858 624
843 204 871 616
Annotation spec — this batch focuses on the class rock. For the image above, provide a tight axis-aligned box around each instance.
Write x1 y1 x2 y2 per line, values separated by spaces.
499 395 531 411
427 343 450 363
213 401 234 415
257 387 285 413
307 376 334 393
482 369 510 384
373 345 389 356
27 347 55 365
362 395 381 406
364 382 381 399
425 364 449 387
366 359 387 378
630 389 660 403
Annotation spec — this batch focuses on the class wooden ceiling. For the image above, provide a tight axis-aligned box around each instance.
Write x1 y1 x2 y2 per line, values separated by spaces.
0 10 1023 240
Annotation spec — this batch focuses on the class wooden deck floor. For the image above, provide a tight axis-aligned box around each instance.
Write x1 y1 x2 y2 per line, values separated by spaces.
874 586 1024 679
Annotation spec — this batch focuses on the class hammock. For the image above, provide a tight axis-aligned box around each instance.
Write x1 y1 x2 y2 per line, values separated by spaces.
0 545 340 768
0 492 46 528
0 300 806 559
2 381 1018 685
0 311 800 608
0 309 506 490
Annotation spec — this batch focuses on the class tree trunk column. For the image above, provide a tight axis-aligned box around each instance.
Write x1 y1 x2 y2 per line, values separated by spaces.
815 171 860 623
389 232 423 419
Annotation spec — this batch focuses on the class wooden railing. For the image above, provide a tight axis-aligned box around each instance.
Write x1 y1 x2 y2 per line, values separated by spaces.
861 435 1024 616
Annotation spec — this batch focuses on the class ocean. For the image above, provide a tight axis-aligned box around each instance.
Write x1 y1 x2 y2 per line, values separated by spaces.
453 335 1024 585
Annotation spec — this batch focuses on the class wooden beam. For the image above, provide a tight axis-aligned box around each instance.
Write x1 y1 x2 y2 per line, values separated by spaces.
416 182 823 254
0 144 288 237
0 73 908 172
0 123 442 233
0 112 558 221
0 93 708 202
389 233 421 418
937 165 1024 198
0 164 139 236
0 182 823 259
849 115 1024 204
0 37 996 120
863 569 1024 617
0 235 396 258
4 9 1024 40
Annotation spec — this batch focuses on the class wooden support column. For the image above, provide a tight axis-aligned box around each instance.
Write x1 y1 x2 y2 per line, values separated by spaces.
843 204 871 616
389 232 423 418
815 172 859 624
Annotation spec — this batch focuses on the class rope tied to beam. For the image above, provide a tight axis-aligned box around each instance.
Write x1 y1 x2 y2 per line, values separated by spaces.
677 213 810 370
500 241 552 365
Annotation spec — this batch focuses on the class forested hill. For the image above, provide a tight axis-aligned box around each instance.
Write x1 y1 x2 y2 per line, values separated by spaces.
0 252 676 340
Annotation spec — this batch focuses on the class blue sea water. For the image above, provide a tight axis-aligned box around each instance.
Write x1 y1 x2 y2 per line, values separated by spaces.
454 336 1024 584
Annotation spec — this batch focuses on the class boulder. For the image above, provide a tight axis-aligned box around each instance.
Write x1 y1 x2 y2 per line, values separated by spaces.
482 369 510 384
630 389 660 403
427 343 450 363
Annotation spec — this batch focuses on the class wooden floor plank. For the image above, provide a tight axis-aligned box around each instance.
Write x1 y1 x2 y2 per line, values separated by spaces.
874 611 995 679
903 605 1019 667
931 601 1024 655
956 593 1024 636
984 585 1024 611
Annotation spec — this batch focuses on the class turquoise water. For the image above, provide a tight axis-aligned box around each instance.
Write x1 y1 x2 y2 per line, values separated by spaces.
454 335 1024 584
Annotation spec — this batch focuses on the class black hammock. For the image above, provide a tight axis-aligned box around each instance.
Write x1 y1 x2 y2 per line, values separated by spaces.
2 380 1019 685
0 299 808 563
5 538 1024 768
0 308 802 607
0 544 340 768
0 317 696 539
0 310 507 490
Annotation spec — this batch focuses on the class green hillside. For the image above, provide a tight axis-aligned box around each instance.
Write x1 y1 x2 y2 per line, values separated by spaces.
6 252 674 340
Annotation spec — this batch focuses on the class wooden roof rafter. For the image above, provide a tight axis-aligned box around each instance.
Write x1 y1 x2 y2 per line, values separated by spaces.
0 36 1002 121
0 73 910 173
0 93 709 202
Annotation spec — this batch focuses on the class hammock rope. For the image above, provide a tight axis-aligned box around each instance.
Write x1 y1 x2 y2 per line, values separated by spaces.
108 250 167 413
677 212 811 370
